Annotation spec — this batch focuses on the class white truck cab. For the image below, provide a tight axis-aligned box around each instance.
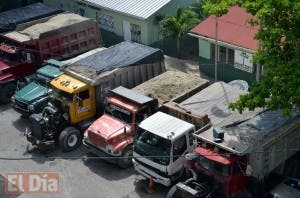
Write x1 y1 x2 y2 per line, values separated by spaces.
133 111 195 186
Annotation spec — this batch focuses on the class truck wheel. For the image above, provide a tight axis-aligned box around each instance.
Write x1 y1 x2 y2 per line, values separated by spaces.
117 145 133 168
166 185 180 198
59 127 81 152
0 83 16 104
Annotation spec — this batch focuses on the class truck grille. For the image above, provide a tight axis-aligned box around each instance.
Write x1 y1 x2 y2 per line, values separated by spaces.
15 99 28 111
88 131 106 148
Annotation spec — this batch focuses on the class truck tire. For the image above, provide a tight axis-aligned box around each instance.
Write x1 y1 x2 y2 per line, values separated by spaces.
166 185 180 198
0 83 16 104
59 127 81 152
117 145 133 169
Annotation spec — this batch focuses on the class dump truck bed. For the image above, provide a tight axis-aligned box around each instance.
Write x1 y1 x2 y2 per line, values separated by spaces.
3 13 94 42
0 3 62 33
179 82 246 125
195 109 300 179
133 70 209 106
64 41 165 87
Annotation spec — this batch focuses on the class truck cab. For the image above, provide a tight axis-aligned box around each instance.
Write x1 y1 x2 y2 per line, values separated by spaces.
11 59 64 116
0 43 34 103
83 86 158 168
27 73 96 151
176 146 248 198
133 111 196 186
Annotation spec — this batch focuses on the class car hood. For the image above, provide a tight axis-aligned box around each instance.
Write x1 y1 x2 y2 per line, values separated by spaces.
14 81 48 103
87 114 127 139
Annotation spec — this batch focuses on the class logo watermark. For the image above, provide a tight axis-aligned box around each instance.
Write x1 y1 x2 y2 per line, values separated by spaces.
4 172 59 194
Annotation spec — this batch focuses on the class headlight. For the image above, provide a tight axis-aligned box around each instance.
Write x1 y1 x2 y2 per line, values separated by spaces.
28 105 34 111
11 97 15 103
106 145 114 153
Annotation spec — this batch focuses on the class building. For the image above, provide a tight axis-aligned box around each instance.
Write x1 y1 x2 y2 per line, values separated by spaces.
189 6 260 84
44 0 197 46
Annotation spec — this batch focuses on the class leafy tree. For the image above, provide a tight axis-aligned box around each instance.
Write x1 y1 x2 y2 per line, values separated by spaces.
189 0 207 19
160 8 200 56
202 0 300 115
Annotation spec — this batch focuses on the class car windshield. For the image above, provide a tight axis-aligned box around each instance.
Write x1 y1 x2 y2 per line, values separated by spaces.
105 103 133 123
197 156 231 177
0 50 18 63
134 126 171 165
52 86 73 101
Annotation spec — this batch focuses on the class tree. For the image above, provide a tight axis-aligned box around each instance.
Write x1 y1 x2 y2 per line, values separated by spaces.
189 0 207 20
202 0 300 115
160 8 200 56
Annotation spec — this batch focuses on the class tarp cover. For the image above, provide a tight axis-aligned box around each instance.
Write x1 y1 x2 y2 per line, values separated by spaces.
0 3 61 32
72 41 161 74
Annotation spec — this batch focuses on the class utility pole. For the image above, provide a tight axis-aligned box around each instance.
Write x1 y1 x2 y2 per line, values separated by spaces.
214 15 219 82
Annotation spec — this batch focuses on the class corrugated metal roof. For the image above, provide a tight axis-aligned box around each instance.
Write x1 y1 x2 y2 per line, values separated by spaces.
139 112 194 140
190 6 259 51
83 0 171 20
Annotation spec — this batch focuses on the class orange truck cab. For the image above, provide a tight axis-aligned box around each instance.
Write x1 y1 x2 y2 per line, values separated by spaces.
83 86 158 168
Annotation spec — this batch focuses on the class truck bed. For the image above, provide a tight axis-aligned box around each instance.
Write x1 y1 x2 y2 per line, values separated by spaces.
133 70 209 105
64 41 165 86
0 3 62 33
195 109 300 179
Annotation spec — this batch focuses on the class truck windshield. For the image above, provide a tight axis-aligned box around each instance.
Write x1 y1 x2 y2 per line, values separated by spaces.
0 51 18 63
106 103 133 123
52 87 73 101
134 126 171 165
197 156 230 177
35 73 51 86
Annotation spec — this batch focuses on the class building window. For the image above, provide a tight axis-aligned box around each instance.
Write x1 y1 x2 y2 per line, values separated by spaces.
211 44 235 65
219 46 227 63
228 48 234 64
96 13 115 33
130 23 141 43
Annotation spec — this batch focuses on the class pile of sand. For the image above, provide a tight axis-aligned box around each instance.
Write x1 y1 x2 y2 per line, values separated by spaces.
133 70 208 105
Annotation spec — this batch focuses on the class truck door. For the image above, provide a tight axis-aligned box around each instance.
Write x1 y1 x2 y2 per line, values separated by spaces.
74 89 92 121
170 135 188 175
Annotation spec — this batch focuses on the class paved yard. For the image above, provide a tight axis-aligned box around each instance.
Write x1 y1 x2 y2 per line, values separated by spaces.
0 104 168 198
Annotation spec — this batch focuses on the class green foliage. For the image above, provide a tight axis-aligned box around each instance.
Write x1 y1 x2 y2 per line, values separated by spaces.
189 0 207 19
160 8 200 55
203 0 300 115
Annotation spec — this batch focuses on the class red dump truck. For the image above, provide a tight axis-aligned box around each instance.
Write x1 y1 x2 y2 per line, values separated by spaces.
0 13 101 103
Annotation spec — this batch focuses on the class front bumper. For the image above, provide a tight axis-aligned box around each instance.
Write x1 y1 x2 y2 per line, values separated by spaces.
25 130 55 150
12 102 32 117
82 138 120 163
132 158 172 186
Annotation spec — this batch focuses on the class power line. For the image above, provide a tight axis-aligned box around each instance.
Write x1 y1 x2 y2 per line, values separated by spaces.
0 148 299 161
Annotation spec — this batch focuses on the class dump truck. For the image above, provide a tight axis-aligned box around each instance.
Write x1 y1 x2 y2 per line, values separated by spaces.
132 82 246 186
166 108 300 198
82 71 209 168
0 13 101 103
0 3 62 33
26 41 165 152
11 48 105 117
